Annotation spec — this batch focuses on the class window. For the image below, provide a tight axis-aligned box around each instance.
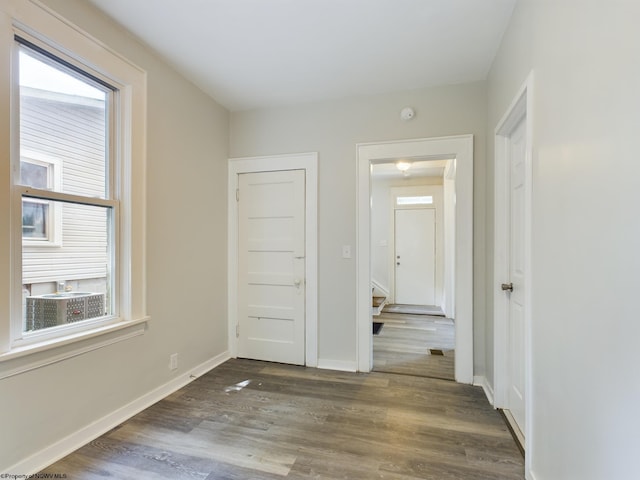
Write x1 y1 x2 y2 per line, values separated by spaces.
20 156 61 244
22 199 48 238
396 195 433 206
0 0 147 364
17 40 115 335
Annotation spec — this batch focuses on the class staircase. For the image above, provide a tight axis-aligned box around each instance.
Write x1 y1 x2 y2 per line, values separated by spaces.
372 295 387 316
371 282 388 316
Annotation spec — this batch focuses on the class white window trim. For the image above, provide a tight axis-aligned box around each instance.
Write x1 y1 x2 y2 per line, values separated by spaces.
20 151 62 246
0 0 148 372
13 35 121 346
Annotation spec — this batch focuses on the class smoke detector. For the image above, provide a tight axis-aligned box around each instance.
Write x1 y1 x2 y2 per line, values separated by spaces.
400 107 415 121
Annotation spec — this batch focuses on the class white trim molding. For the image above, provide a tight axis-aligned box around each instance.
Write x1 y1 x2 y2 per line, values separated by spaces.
227 152 318 367
356 135 474 383
370 279 389 299
493 71 534 477
0 317 147 379
0 0 148 363
317 359 357 372
473 375 495 406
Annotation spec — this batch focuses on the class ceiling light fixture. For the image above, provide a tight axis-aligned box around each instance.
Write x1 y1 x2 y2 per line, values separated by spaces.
396 161 411 172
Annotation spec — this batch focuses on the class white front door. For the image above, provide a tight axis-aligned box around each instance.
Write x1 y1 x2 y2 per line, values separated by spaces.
237 170 305 365
394 208 436 305
506 116 527 434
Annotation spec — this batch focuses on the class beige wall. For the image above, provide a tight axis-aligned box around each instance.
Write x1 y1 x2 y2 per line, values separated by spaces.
230 82 487 370
1 0 229 470
12 1 639 476
487 1 640 478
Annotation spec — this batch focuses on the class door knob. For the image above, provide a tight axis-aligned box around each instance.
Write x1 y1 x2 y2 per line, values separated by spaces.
293 277 302 288
501 282 513 292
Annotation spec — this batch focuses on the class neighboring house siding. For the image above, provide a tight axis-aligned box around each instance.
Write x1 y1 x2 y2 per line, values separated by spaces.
21 88 107 285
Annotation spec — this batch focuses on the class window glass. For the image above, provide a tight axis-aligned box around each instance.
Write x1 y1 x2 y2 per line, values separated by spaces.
18 41 114 334
19 47 109 199
22 201 48 238
20 161 48 188
396 195 433 206
22 200 111 333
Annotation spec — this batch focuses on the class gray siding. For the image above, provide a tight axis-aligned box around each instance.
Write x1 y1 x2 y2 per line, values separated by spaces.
21 88 108 285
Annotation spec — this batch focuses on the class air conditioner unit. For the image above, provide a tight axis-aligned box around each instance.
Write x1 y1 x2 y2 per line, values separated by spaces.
25 292 105 331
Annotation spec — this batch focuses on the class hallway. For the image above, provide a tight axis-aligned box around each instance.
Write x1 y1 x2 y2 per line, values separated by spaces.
373 309 455 380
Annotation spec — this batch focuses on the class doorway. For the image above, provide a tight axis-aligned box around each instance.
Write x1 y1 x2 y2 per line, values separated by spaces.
228 152 318 367
369 164 452 379
356 135 474 383
494 73 533 454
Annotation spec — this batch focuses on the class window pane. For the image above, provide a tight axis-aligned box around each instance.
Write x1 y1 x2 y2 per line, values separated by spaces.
396 195 433 205
19 46 109 199
22 200 113 333
22 200 48 238
20 161 48 188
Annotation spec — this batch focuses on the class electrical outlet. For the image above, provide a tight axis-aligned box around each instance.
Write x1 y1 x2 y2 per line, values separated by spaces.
169 353 178 371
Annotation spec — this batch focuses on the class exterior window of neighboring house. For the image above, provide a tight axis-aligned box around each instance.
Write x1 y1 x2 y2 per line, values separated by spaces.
0 0 147 362
22 199 48 238
20 156 62 244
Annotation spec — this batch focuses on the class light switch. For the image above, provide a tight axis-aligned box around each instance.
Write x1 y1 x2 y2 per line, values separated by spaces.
342 245 352 259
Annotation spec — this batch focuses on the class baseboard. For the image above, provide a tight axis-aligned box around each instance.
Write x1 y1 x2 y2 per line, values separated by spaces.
7 350 231 475
473 375 495 406
317 358 357 372
500 408 525 457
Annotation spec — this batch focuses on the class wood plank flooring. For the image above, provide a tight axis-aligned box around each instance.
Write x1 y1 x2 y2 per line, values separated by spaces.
373 312 455 380
41 359 524 479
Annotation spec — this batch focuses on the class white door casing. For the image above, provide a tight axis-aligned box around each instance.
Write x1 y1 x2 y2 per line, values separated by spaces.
228 153 318 367
443 160 456 318
237 170 305 365
395 208 436 305
357 135 473 383
494 72 533 461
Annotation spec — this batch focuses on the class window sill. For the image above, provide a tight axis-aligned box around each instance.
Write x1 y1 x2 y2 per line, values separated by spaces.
0 316 149 380
22 240 63 248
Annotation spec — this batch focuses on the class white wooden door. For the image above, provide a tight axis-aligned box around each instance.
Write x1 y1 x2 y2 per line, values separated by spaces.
394 208 436 305
237 170 305 365
506 116 527 434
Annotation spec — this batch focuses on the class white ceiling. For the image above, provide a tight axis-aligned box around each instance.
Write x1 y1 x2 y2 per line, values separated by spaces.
84 0 516 112
372 159 449 180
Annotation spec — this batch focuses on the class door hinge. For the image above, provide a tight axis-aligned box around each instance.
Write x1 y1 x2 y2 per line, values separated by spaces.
236 188 239 202
236 324 239 338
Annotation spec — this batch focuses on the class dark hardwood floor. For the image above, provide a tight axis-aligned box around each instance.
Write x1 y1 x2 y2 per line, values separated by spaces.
373 311 455 380
42 359 524 479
